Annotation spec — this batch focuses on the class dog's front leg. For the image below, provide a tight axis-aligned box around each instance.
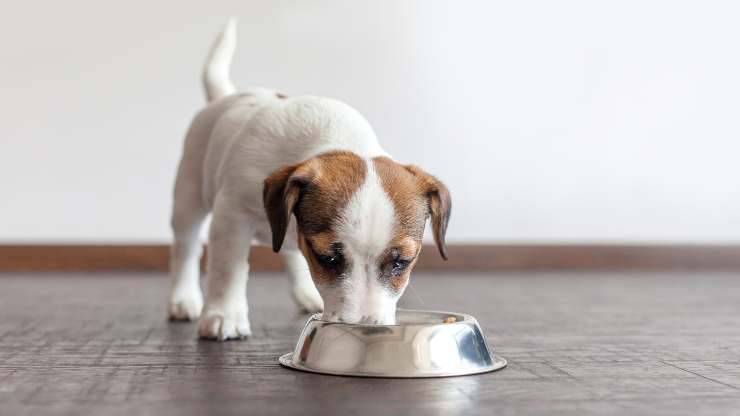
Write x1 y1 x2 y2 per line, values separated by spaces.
198 196 254 341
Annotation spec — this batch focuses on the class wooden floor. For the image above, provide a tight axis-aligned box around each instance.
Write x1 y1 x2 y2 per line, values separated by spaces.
1 271 739 415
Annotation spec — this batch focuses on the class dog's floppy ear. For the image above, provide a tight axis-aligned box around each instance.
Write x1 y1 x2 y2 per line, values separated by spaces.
263 162 314 252
405 165 452 260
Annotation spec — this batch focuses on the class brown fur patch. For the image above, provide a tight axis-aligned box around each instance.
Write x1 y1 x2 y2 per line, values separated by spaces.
372 158 432 293
373 157 451 261
292 152 366 285
386 238 422 291
293 152 366 237
389 235 421 260
302 231 335 254
404 165 452 260
389 260 416 291
298 233 329 284
372 157 428 242
275 92 288 99
263 151 366 254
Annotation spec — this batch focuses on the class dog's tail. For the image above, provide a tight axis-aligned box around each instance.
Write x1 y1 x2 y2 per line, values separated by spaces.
202 18 237 102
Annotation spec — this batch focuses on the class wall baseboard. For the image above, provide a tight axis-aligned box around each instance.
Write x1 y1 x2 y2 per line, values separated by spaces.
1 244 739 272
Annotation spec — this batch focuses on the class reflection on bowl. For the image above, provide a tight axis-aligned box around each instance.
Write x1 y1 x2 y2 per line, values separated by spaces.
279 309 507 378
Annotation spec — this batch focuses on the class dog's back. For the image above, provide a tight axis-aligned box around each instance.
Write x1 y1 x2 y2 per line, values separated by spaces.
185 20 387 214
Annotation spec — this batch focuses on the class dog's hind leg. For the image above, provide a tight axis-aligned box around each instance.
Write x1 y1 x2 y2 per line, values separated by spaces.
168 134 210 321
282 250 323 313
168 97 231 321
168 185 208 321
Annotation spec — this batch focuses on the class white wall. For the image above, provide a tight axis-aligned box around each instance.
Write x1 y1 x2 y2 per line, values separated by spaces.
1 1 738 243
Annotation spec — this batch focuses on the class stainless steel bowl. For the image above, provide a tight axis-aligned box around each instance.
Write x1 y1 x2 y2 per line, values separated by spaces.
279 309 506 378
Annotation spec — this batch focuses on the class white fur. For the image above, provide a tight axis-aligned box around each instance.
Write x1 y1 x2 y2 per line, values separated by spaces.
202 18 237 102
168 21 391 339
319 161 399 325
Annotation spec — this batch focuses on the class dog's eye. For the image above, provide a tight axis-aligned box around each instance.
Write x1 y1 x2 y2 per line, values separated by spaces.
317 253 344 271
391 259 410 274
318 255 337 265
386 248 411 276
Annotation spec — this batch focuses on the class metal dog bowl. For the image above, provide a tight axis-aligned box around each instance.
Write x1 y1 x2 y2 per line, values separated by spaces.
279 309 507 378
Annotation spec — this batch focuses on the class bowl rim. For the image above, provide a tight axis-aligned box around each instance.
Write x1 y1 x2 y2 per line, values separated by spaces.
279 352 508 378
306 308 477 328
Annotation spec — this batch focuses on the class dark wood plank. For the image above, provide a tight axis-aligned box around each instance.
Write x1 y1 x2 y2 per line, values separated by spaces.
1 244 740 272
0 245 282 272
0 271 739 415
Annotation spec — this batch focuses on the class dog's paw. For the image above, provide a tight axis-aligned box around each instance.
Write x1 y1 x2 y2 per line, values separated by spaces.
197 302 251 341
292 283 324 313
168 285 203 321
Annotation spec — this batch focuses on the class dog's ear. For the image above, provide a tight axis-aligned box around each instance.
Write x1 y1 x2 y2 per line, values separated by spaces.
405 165 452 260
263 162 315 252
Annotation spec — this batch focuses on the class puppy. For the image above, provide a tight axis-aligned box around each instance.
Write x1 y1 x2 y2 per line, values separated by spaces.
168 20 451 340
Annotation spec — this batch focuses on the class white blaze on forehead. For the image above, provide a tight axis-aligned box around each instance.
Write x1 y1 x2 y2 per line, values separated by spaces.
336 160 396 260
323 159 399 324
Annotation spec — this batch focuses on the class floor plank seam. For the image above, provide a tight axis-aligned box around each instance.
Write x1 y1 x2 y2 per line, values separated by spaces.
660 360 740 391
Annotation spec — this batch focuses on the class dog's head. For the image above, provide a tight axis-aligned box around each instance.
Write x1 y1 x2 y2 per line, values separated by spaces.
263 151 451 324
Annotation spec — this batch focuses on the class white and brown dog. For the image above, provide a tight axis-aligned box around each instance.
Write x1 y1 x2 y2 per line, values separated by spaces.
168 20 451 340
